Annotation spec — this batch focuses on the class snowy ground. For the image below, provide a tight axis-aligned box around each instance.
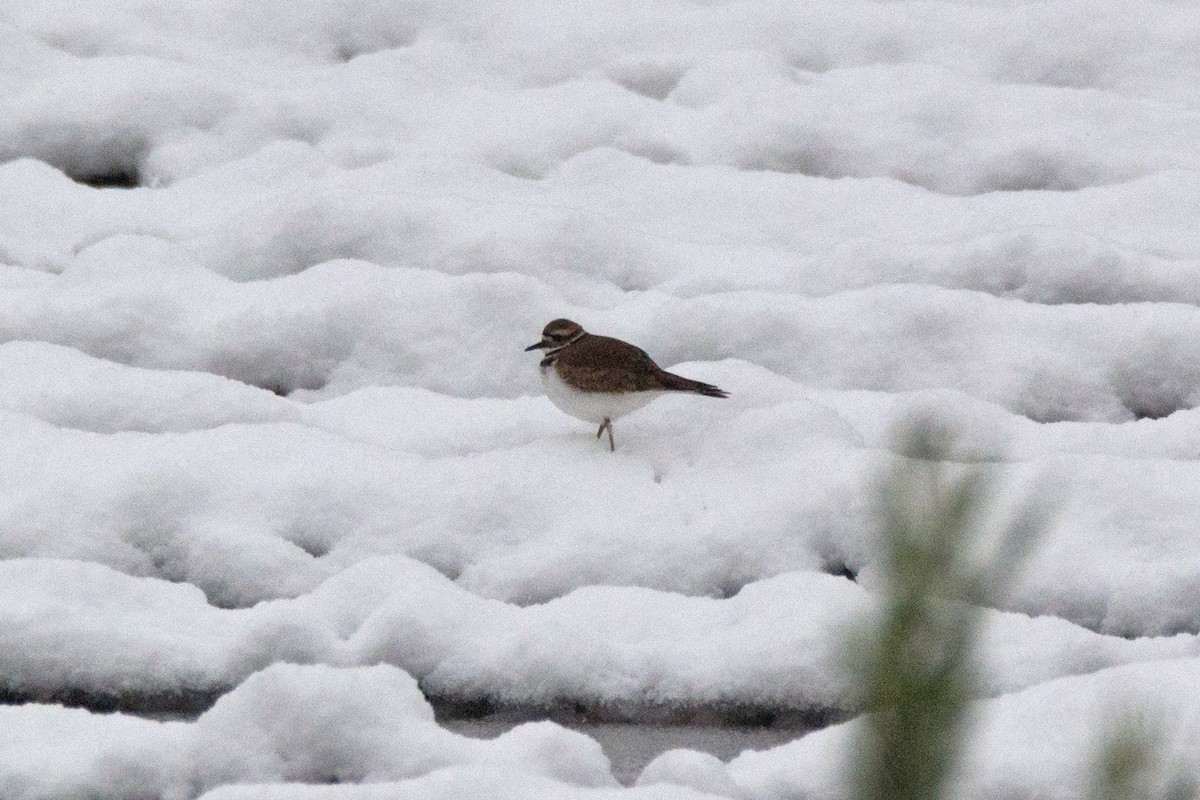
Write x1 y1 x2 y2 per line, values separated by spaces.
3 1 1200 798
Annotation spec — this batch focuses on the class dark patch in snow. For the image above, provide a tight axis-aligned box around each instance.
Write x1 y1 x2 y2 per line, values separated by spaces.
290 537 331 559
716 581 746 599
1001 600 1200 640
1107 376 1194 422
74 166 142 189
735 137 1120 197
997 58 1105 92
491 158 548 181
425 559 463 582
1119 391 1189 422
619 141 692 166
0 684 225 717
822 560 859 582
0 683 844 755
246 371 329 398
606 62 687 101
971 150 1105 193
19 146 147 189
1127 402 1185 422
738 137 859 181
431 695 496 720
428 692 842 730
330 26 420 63
201 590 257 611
786 53 836 75
1019 408 1080 424
334 40 412 63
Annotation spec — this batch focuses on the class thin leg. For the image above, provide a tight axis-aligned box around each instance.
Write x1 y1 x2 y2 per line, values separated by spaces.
595 418 615 451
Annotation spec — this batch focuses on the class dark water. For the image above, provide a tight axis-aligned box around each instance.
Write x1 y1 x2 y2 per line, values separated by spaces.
10 687 820 786
441 716 811 785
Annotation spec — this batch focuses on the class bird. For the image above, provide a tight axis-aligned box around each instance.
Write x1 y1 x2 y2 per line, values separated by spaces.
525 318 728 451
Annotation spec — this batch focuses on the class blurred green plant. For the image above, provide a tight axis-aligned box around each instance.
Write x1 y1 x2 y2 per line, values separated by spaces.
847 414 1197 800
848 414 1047 800
1088 710 1196 800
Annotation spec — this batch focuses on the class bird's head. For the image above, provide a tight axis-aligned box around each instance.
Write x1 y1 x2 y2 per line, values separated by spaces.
525 318 586 352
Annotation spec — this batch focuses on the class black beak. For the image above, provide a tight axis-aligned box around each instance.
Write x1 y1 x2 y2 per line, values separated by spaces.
525 341 547 352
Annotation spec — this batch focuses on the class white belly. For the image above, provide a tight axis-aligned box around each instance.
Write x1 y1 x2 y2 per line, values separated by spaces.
541 367 663 424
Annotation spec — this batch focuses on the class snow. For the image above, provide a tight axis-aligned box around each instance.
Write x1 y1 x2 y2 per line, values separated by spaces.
0 663 624 799
2 0 1200 797
717 657 1200 800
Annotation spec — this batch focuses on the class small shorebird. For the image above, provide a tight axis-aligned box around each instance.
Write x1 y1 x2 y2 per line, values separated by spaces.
526 318 728 451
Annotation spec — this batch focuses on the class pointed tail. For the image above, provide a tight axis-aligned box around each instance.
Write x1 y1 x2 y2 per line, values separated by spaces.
660 372 729 398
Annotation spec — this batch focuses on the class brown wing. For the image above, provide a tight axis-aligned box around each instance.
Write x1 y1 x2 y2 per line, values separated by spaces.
555 335 729 396
554 335 672 392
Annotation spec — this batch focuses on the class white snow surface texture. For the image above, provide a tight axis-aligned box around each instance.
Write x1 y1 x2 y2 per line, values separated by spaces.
2 1 1200 798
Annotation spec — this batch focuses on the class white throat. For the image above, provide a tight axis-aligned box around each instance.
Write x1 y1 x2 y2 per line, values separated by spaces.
544 330 586 355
